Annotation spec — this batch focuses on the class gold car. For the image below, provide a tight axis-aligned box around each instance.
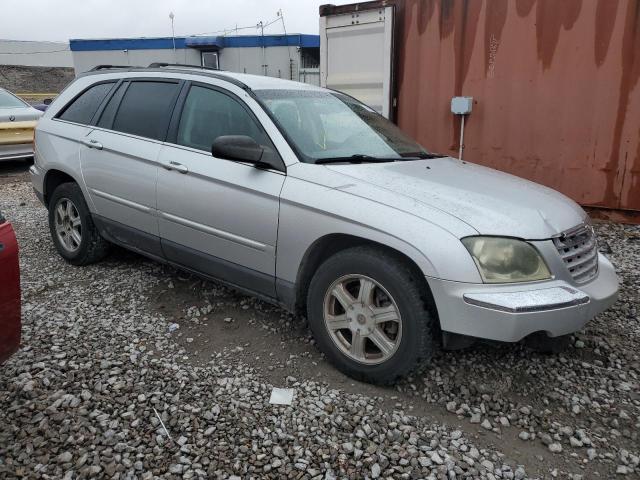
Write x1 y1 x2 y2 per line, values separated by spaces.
0 88 43 162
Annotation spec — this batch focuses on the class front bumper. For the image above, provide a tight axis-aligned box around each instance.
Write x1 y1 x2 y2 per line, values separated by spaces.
427 253 619 342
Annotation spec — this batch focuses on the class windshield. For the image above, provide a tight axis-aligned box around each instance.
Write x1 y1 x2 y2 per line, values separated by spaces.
0 90 29 109
255 89 429 163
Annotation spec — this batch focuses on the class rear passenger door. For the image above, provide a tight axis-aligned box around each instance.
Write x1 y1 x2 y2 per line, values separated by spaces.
156 82 286 297
81 79 182 257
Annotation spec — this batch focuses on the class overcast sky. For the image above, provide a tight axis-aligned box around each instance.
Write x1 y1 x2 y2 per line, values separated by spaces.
2 0 350 42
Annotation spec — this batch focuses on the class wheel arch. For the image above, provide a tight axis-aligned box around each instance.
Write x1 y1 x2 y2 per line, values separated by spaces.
43 169 81 207
291 233 439 323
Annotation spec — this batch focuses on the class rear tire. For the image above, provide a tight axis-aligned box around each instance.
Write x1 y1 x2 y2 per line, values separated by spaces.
48 182 109 266
307 246 437 384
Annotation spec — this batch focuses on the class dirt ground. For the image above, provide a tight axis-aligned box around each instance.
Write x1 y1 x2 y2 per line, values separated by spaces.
148 265 555 477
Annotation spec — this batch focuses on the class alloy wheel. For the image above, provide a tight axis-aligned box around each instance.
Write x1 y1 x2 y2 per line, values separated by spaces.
323 274 402 365
54 198 82 253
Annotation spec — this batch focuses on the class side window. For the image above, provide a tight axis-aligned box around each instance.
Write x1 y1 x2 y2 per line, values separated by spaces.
97 82 128 129
111 81 180 141
58 82 114 125
176 85 269 152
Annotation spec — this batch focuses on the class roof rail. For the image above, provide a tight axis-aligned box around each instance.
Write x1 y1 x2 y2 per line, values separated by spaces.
147 63 250 90
90 65 131 71
148 62 220 71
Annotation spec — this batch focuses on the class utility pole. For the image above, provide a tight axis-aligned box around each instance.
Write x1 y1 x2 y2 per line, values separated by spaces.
278 9 293 80
169 12 177 63
258 20 266 76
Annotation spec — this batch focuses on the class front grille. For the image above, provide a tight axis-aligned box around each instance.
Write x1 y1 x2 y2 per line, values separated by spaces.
553 224 598 284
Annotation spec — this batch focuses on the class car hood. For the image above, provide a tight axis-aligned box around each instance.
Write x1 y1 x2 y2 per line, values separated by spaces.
325 157 586 239
0 106 43 123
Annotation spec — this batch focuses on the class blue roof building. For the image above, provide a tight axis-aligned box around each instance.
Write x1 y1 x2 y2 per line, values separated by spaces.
70 34 320 84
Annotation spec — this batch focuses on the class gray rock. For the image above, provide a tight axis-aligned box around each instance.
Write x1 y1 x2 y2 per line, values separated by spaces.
548 443 563 454
57 451 72 463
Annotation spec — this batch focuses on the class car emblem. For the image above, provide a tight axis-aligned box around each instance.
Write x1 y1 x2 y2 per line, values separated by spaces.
9 115 15 122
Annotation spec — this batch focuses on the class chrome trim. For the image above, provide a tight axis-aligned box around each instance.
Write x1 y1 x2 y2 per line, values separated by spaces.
463 287 590 313
553 223 598 284
158 211 267 251
0 152 34 161
90 188 152 214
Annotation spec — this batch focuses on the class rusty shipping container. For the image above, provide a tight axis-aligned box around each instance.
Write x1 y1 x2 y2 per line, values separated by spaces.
320 0 640 215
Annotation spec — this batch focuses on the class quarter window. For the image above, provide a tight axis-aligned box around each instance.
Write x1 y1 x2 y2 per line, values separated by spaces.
58 82 114 125
177 85 268 152
111 81 180 141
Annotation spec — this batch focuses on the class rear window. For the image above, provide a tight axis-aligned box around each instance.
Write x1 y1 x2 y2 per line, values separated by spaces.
111 81 180 141
58 82 115 125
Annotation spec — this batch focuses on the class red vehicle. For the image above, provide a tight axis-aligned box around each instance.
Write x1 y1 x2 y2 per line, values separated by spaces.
0 210 20 362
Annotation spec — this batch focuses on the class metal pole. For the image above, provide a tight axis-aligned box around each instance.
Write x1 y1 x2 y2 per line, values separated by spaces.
458 115 465 161
259 21 266 76
169 12 176 63
279 9 293 80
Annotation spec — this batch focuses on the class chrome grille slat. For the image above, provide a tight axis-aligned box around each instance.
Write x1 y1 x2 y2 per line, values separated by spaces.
559 238 596 261
553 224 598 284
564 247 598 269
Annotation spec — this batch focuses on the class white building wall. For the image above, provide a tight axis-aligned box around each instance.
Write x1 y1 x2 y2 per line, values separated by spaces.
219 46 299 80
0 40 72 67
71 44 319 85
72 48 201 74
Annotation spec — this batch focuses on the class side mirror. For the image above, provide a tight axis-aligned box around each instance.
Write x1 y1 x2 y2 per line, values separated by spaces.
212 135 264 163
211 135 282 171
43 98 53 105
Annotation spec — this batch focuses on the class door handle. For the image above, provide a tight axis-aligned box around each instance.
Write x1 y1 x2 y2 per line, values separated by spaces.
81 139 103 150
163 161 189 174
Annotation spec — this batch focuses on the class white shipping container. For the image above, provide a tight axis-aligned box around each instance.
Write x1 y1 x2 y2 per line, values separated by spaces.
320 4 396 118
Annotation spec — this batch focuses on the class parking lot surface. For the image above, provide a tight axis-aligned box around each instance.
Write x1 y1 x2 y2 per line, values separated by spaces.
0 178 638 479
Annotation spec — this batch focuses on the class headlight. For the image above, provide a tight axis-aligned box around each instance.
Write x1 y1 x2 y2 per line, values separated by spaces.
461 237 551 283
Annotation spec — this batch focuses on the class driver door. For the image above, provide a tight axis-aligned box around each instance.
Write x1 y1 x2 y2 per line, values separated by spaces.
156 83 285 297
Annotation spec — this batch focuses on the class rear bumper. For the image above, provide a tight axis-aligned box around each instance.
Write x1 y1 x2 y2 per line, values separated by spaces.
0 143 33 161
29 164 46 206
427 253 619 342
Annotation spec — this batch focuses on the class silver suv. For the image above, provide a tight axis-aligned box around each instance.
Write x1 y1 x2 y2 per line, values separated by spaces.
31 65 619 384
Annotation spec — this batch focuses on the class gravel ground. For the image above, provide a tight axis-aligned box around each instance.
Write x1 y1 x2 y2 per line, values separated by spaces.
0 159 32 186
0 179 638 479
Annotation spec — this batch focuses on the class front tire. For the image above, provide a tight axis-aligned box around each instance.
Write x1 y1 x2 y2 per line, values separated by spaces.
525 332 572 354
48 182 109 266
307 246 437 384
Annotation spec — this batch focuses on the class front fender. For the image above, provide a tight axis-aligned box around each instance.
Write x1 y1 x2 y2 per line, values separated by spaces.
276 174 482 284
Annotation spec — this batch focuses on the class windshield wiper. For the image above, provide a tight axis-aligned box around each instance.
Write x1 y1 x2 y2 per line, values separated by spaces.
315 154 398 165
401 151 446 159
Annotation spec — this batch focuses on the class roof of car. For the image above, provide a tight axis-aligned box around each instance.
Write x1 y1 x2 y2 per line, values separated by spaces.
210 70 324 91
83 65 324 92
